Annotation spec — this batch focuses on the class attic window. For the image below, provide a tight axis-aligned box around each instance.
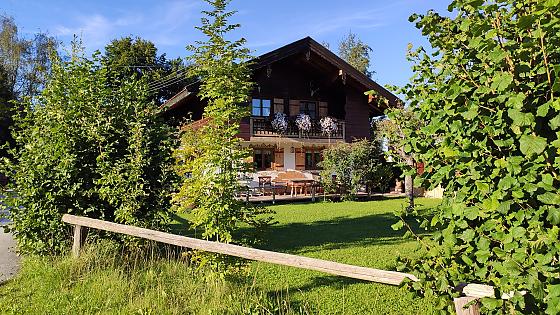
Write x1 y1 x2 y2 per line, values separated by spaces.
252 99 271 117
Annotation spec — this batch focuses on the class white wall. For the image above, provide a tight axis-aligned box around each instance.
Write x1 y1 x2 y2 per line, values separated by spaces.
284 146 295 170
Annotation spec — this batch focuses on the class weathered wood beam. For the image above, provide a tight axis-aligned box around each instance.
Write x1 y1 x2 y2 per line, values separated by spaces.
62 214 417 285
453 297 480 315
71 224 86 257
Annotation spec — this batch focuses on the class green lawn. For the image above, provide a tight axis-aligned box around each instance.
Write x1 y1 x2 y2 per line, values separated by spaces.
243 197 441 314
0 197 441 314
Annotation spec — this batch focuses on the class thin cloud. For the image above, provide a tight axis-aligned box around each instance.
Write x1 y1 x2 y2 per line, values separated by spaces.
51 1 202 51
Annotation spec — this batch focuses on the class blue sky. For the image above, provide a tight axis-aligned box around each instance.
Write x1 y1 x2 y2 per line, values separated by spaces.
3 0 450 88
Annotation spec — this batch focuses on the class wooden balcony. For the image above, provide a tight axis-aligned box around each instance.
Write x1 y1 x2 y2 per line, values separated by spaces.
250 117 345 139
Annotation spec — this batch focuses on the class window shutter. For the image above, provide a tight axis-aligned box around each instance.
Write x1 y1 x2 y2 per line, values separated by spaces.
319 102 328 117
274 98 284 114
289 99 300 116
273 148 284 170
295 148 305 170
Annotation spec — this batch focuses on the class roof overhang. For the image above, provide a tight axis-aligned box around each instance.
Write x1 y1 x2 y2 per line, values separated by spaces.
162 36 400 112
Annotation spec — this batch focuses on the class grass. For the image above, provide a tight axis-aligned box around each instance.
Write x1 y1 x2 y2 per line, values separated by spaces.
0 197 441 314
242 197 441 314
0 242 309 314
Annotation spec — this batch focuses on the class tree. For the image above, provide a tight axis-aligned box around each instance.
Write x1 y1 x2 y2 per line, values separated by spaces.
0 15 57 165
173 0 269 244
102 36 188 105
1 42 176 255
394 1 560 313
371 102 420 210
338 31 374 77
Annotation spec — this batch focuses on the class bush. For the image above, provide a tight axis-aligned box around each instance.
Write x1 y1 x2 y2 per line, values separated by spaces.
394 1 560 313
0 46 177 255
319 139 392 199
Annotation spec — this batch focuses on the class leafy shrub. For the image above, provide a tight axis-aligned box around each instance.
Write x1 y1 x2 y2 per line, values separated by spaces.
394 1 560 313
319 139 392 199
0 46 176 255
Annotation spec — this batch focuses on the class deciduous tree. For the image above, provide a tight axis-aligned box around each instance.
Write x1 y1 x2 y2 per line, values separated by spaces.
102 36 188 105
173 0 270 244
338 31 374 77
394 1 560 313
1 42 176 255
0 15 57 165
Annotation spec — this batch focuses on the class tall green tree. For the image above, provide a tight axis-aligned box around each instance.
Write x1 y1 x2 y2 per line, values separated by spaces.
394 1 560 313
173 0 269 244
0 16 57 166
338 31 374 77
1 42 176 255
102 36 188 105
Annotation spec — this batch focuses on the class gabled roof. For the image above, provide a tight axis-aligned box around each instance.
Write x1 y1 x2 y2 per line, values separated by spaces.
163 36 399 111
253 37 398 105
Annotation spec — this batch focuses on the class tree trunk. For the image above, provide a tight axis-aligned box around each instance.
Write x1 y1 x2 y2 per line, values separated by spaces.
404 156 415 211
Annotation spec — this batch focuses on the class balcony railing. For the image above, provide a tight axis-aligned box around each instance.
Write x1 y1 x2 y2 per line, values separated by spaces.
250 117 345 139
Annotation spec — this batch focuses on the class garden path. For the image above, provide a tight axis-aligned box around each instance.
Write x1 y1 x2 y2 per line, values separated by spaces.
0 194 19 283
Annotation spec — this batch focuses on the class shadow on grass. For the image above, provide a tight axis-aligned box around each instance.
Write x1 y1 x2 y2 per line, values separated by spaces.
239 213 431 253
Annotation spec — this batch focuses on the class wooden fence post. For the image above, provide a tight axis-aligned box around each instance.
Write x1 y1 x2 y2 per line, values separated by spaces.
71 225 86 257
453 297 480 315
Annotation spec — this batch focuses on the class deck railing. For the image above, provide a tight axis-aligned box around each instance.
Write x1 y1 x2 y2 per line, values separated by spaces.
251 117 345 139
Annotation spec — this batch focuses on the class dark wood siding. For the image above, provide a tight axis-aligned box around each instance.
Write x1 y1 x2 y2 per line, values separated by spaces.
238 119 251 140
344 88 371 142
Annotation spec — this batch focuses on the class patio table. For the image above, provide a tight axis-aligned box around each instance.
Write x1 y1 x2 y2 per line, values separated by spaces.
287 179 316 197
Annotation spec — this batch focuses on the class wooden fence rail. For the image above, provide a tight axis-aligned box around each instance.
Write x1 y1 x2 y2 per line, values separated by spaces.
62 214 495 314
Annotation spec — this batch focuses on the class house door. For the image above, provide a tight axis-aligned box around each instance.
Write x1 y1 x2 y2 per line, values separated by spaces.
253 149 274 171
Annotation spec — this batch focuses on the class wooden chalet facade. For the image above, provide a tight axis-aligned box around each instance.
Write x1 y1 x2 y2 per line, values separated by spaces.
163 37 398 172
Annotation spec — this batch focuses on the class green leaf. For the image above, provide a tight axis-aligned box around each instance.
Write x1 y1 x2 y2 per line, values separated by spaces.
537 103 550 117
391 220 404 230
538 192 560 205
507 93 526 109
475 249 491 263
498 175 515 190
546 208 560 225
462 108 478 120
491 72 513 92
511 226 526 239
544 0 560 8
519 134 547 156
461 229 475 242
481 297 502 309
550 114 560 130
508 109 534 126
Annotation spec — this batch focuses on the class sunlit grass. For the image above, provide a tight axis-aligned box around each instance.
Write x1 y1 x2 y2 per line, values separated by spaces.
242 197 441 314
0 242 310 314
1 197 441 314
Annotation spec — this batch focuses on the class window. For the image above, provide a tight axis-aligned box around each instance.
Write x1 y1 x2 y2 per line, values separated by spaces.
300 101 317 119
305 150 322 170
252 99 271 117
254 149 273 171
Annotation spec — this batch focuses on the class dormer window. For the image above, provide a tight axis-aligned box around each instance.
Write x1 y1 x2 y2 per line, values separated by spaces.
252 98 271 117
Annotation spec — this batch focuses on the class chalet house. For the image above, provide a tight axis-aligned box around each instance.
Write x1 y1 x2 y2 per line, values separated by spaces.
163 37 398 172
